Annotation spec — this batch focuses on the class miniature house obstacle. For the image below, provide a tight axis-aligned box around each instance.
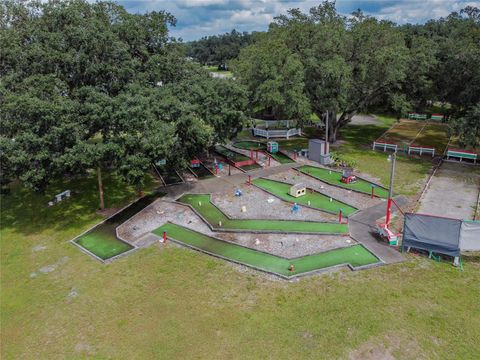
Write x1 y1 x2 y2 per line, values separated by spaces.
190 159 200 168
308 139 332 165
289 183 306 198
267 141 278 154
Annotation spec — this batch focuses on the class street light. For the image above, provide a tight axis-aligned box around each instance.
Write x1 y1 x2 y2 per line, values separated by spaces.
385 151 397 227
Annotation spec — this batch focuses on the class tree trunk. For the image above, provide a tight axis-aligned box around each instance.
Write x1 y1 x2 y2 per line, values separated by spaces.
97 166 105 210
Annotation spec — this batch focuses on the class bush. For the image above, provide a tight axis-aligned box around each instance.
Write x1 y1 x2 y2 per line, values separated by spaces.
330 152 357 168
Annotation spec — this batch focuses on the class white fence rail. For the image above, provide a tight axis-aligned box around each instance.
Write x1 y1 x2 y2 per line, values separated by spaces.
253 128 301 139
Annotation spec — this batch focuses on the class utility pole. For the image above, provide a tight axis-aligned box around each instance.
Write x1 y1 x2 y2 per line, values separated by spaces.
385 152 397 227
325 111 329 154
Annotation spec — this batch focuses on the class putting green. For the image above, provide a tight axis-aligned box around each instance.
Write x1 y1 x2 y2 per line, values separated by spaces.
154 223 379 277
252 178 357 215
178 194 348 234
75 229 133 260
298 165 389 198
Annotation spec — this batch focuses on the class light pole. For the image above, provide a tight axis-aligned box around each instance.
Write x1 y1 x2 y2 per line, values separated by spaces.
385 151 397 227
325 111 329 154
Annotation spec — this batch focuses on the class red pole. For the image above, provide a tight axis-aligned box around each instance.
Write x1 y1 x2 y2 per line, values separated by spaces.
163 231 167 243
385 198 392 227
215 165 218 175
371 186 375 199
338 209 343 223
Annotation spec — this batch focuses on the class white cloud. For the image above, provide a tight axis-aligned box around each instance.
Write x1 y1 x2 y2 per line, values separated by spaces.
373 0 480 24
177 0 229 7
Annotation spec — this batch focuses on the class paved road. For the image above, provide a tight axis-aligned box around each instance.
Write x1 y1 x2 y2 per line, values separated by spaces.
349 196 408 264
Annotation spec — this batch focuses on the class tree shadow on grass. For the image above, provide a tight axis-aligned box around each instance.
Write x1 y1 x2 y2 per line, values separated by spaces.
1 172 159 238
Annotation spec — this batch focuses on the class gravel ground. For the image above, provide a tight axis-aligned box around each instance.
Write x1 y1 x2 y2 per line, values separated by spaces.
211 182 337 222
268 169 382 210
418 162 480 220
117 200 354 258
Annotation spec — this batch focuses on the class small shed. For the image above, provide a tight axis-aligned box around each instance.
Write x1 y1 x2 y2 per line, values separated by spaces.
289 183 306 198
267 141 278 153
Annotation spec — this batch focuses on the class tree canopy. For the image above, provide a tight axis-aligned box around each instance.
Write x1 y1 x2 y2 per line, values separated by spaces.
186 29 254 67
0 0 248 205
233 1 480 145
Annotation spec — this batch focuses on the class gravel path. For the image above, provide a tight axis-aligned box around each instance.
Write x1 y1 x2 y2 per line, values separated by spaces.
211 182 337 222
268 169 382 210
117 200 354 258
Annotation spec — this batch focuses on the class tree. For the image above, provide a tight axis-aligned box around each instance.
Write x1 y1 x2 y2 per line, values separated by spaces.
236 2 411 141
449 103 480 148
187 30 253 66
233 36 311 122
1 0 249 206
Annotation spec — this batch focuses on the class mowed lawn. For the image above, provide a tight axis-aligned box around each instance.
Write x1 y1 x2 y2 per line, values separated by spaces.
298 165 390 198
335 116 432 196
154 223 378 277
178 194 348 234
1 174 480 359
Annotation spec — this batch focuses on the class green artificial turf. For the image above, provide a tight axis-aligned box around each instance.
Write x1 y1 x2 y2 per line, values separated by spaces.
234 141 265 150
270 152 294 164
75 229 133 260
233 142 294 164
298 165 389 198
178 194 348 234
74 192 165 260
154 223 378 277
240 163 262 171
214 145 250 162
252 178 357 216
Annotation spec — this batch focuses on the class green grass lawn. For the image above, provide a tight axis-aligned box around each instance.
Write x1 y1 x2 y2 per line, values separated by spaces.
154 223 378 277
252 178 357 216
178 194 348 234
2 173 480 359
334 117 432 196
298 165 389 198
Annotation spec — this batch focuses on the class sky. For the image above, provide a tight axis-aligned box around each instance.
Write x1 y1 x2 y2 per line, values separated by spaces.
117 0 480 41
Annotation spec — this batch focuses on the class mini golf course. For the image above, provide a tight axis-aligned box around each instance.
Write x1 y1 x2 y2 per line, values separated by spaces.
154 223 379 278
215 145 262 171
252 178 357 216
74 192 165 260
178 194 348 234
298 165 389 198
233 141 294 164
190 163 215 179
